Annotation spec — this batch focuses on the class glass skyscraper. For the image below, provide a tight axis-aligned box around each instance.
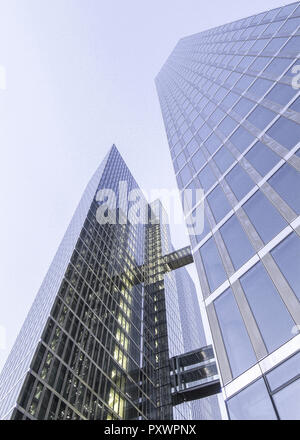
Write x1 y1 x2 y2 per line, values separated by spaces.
156 1 300 420
0 145 218 420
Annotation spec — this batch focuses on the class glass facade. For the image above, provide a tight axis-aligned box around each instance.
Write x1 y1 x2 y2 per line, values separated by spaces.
0 146 212 420
156 1 300 419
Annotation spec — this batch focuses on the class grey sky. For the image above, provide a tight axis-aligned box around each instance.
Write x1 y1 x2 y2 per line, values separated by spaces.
0 0 289 371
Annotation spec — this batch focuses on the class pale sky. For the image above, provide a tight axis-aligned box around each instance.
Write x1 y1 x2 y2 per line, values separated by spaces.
0 0 290 371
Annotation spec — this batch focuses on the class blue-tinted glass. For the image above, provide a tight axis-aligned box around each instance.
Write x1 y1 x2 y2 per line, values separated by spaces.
234 74 255 92
251 23 268 38
204 133 222 155
273 379 300 420
200 238 227 292
241 262 294 352
213 146 235 173
267 352 300 391
220 215 255 270
243 190 287 244
198 123 212 141
276 3 298 19
249 57 270 73
245 141 280 176
208 108 226 127
266 83 298 105
180 165 192 187
290 97 300 113
238 56 255 70
249 39 268 54
280 35 300 54
267 117 300 150
263 37 288 55
218 116 238 137
176 152 186 169
247 106 276 130
191 149 206 171
264 7 281 22
227 379 277 420
226 164 255 200
248 78 273 97
269 164 300 214
233 98 256 118
229 126 256 153
207 185 232 224
214 288 257 378
183 129 193 144
222 91 240 109
278 17 300 36
271 232 300 301
198 164 216 192
263 57 292 76
190 202 211 245
186 138 198 157
262 20 284 37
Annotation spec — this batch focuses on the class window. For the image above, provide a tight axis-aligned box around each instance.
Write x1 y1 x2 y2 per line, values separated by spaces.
204 133 222 155
278 17 300 36
207 185 232 224
222 91 240 109
262 20 283 37
290 97 300 113
213 146 235 173
266 83 298 106
176 152 186 170
208 108 225 127
227 378 277 420
226 164 255 201
243 190 287 244
245 141 280 176
249 57 270 73
266 117 300 150
271 233 300 301
273 379 300 420
186 138 198 157
263 57 292 76
214 288 257 378
247 106 276 130
262 37 288 55
248 78 273 97
198 123 211 141
268 164 300 214
249 39 268 54
199 237 227 292
233 98 256 118
266 352 300 392
240 262 295 353
234 74 255 92
220 215 255 270
229 126 256 153
198 164 216 192
276 3 298 19
191 149 206 171
180 165 192 188
281 35 300 54
218 116 238 137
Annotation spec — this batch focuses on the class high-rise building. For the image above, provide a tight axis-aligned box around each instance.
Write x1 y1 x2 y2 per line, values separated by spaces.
0 145 219 420
156 1 300 420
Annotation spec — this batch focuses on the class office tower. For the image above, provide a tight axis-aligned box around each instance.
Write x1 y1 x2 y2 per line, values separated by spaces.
0 145 217 420
156 1 300 420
